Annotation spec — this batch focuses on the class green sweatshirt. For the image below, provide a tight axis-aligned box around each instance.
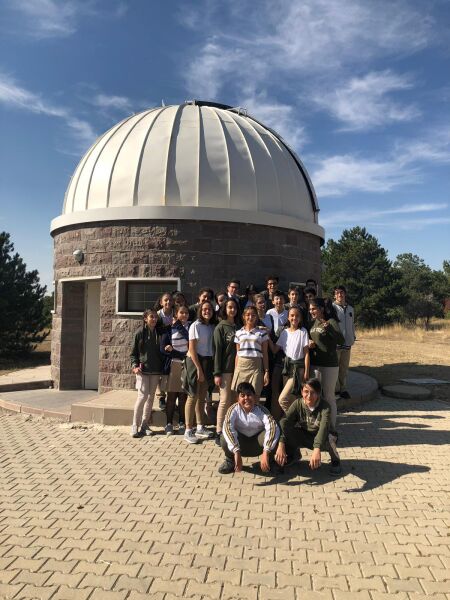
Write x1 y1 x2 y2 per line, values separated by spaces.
130 326 163 374
213 320 237 376
280 397 330 448
309 318 345 367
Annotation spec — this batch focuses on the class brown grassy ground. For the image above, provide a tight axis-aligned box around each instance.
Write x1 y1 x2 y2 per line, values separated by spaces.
0 331 51 375
351 320 450 401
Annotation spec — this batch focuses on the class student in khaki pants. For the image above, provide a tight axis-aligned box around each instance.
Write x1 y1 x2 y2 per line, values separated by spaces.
333 285 356 400
213 298 240 445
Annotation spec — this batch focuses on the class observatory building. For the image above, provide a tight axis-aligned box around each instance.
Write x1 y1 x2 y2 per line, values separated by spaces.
50 101 324 392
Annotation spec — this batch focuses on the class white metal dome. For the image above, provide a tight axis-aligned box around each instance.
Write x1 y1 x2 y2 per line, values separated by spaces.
51 101 324 238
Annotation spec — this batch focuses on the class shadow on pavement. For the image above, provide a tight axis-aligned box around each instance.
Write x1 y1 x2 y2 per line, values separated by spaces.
352 362 450 402
339 411 450 448
252 459 430 493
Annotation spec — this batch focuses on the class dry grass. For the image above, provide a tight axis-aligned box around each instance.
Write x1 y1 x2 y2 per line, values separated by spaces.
0 331 51 376
351 319 450 401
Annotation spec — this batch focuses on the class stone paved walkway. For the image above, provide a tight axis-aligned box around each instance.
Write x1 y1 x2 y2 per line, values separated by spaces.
1 395 449 600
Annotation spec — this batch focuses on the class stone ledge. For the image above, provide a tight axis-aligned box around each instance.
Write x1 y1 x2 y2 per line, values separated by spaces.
0 380 52 393
382 384 432 400
0 398 70 422
337 370 379 410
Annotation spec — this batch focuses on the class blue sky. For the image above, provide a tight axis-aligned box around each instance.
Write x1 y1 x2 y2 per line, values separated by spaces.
1 0 449 291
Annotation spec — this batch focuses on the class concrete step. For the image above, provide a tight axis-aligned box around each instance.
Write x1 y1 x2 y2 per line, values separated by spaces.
71 390 202 426
71 390 248 427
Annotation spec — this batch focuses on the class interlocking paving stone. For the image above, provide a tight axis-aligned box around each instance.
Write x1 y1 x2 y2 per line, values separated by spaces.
0 395 449 599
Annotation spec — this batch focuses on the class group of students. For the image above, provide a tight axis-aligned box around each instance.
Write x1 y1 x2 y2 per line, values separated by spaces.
130 275 356 475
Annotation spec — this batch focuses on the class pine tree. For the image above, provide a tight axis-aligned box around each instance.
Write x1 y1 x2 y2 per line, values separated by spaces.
393 253 450 328
321 227 402 328
0 232 49 356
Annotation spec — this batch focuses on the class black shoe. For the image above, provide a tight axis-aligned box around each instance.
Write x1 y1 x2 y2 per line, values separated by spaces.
285 450 302 467
340 391 351 400
140 423 155 436
329 460 342 475
159 398 166 410
218 459 234 474
215 432 222 447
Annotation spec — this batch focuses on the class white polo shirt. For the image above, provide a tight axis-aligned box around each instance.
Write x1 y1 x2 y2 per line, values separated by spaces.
235 327 269 358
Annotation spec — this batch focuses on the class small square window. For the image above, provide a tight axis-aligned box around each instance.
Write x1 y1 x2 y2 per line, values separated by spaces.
116 278 180 314
289 281 305 290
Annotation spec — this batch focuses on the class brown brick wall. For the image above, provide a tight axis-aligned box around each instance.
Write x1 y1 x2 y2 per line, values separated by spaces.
51 220 321 392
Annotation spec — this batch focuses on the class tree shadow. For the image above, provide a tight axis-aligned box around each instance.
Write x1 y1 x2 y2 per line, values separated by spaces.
353 361 450 383
338 410 450 449
252 459 430 493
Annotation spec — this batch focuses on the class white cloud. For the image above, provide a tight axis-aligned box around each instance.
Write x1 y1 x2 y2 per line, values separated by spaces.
185 41 250 100
321 203 449 227
11 0 78 38
65 117 97 148
181 1 434 148
311 127 450 197
392 217 450 230
310 70 420 130
93 94 134 113
311 154 419 197
0 73 96 151
240 89 307 150
3 0 127 39
267 0 430 72
182 0 433 98
397 130 450 164
0 72 66 117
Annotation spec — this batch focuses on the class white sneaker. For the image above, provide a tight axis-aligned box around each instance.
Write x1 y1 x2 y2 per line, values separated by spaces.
184 430 199 444
195 426 214 440
131 425 141 438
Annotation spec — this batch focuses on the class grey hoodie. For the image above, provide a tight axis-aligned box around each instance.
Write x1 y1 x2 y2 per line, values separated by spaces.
333 303 356 348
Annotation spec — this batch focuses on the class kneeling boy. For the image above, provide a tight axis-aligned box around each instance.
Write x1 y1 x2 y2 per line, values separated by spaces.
219 382 280 474
275 378 342 474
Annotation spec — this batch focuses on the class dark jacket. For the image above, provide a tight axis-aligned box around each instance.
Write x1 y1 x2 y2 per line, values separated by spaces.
309 318 345 367
280 397 330 449
213 320 237 376
188 303 200 322
130 325 164 374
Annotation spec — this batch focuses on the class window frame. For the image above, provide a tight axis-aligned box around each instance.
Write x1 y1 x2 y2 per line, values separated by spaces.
115 277 181 315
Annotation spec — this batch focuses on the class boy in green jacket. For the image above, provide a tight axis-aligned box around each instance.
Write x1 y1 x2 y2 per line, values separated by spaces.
275 378 342 474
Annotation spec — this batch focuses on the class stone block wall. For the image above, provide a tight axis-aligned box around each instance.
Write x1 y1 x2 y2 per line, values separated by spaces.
52 219 321 393
52 281 85 389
